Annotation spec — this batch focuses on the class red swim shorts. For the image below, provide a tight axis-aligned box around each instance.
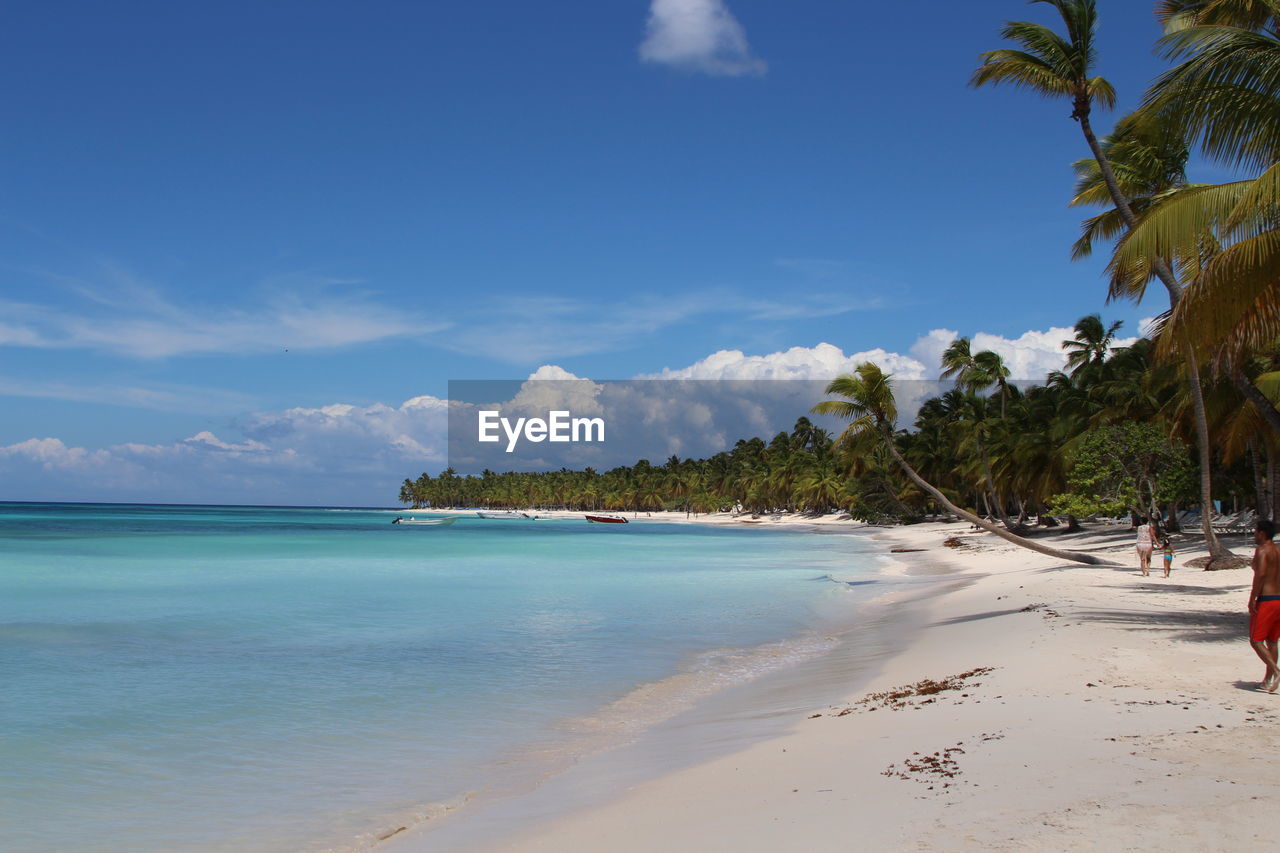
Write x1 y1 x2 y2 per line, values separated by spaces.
1251 599 1280 642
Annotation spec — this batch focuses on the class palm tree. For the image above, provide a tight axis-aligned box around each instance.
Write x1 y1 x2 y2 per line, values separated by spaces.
812 363 1116 565
938 339 1018 526
1062 314 1125 376
972 0 1135 224
974 0 1231 559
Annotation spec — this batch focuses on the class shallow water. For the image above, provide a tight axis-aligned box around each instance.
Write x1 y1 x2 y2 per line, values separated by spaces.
0 503 889 852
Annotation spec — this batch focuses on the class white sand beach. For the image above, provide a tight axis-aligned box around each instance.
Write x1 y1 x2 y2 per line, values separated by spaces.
389 516 1279 851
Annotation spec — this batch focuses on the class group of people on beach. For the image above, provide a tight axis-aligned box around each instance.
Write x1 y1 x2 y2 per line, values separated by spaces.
1133 516 1175 578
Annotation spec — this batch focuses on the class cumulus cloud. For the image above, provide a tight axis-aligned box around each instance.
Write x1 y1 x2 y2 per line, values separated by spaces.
527 365 583 381
909 327 1140 380
639 0 767 77
1 323 1152 503
238 396 449 466
643 342 930 380
0 395 451 506
0 437 119 472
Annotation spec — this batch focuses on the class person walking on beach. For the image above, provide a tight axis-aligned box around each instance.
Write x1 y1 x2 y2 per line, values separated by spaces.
1161 537 1174 579
1248 518 1280 692
1135 516 1156 576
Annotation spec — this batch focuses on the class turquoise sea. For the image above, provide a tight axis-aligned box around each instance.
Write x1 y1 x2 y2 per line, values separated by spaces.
0 503 897 852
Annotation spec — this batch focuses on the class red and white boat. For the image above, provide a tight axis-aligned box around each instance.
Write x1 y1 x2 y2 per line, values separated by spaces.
585 514 628 524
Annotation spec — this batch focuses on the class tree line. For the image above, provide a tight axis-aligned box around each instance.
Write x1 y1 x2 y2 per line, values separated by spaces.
400 316 1277 532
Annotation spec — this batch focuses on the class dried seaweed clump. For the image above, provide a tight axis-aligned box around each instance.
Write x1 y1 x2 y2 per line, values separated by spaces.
854 667 995 712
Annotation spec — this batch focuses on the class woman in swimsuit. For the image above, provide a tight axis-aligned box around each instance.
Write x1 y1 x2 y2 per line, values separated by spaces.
1135 516 1155 576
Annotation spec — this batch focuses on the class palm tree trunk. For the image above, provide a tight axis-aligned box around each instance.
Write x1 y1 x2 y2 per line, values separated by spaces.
879 425 1117 566
1077 107 1230 561
1077 108 1139 228
1252 441 1268 519
1184 347 1232 558
977 441 1017 530
1270 444 1278 523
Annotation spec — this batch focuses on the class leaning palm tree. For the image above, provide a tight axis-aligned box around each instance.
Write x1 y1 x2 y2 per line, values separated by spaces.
972 0 1133 224
974 0 1231 560
812 363 1116 565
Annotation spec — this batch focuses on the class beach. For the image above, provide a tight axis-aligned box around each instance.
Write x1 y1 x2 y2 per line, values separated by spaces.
391 516 1280 851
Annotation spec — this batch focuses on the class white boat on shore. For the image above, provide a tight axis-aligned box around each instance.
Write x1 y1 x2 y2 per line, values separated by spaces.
392 516 457 526
475 511 532 520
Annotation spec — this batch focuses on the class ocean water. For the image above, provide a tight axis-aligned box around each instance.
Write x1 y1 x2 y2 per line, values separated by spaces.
0 503 890 852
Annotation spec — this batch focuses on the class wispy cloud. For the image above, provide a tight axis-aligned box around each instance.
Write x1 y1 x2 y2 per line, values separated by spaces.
639 0 767 77
0 375 257 414
439 289 874 364
0 270 447 359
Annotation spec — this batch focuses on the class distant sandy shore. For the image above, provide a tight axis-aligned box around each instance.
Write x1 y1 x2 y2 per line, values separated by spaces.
404 507 865 528
388 515 1278 851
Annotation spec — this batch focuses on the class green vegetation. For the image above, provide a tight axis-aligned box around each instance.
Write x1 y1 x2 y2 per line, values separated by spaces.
400 320 1275 535
1048 423 1198 519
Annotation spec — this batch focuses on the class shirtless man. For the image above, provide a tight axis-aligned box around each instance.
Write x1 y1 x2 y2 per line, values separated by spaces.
1248 518 1280 692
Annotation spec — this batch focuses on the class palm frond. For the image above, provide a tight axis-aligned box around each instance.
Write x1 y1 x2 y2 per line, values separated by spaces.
1140 25 1280 170
972 49 1076 97
1156 0 1280 32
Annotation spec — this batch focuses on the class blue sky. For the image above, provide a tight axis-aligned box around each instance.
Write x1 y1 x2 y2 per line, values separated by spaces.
0 1 1203 505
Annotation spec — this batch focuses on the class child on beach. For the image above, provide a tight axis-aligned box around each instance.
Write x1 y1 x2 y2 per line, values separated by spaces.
1161 537 1174 578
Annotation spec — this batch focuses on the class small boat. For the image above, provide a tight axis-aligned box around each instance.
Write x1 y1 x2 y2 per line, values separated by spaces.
585 515 628 524
392 516 457 526
475 511 532 520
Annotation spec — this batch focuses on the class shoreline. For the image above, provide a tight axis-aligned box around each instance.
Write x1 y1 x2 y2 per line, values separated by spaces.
389 519 1280 851
383 520 972 851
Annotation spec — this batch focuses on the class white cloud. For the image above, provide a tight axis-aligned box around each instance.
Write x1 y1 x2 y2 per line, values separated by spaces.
0 437 118 472
644 342 930 380
443 289 882 365
0 375 256 414
182 431 271 454
238 396 449 467
0 323 1151 504
0 394 452 506
910 326 1141 380
639 0 767 77
0 278 446 359
527 365 583 381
